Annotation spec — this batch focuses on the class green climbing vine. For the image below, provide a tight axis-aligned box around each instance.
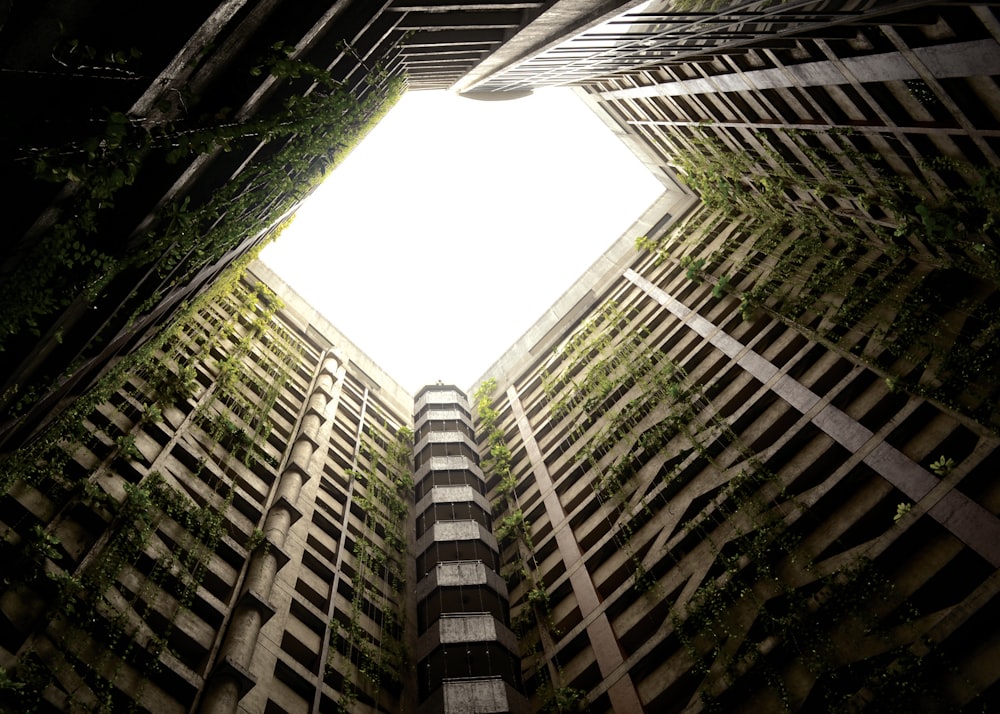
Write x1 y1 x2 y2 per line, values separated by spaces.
541 300 705 597
637 126 1000 429
1 49 404 464
8 50 401 345
474 379 584 712
332 419 412 713
536 287 967 711
0 269 301 710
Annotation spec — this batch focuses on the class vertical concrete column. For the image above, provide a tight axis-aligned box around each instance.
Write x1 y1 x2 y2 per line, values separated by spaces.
200 355 339 713
507 386 644 714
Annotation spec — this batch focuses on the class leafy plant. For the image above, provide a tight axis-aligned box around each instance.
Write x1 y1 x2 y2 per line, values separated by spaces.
246 528 266 552
894 502 912 522
711 274 730 298
681 255 707 282
495 510 528 542
115 433 142 461
929 456 955 477
142 403 163 424
540 683 588 713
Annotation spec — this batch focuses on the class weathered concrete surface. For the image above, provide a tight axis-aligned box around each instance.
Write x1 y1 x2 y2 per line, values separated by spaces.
416 484 492 517
417 613 519 662
455 0 647 93
416 520 499 556
417 677 529 714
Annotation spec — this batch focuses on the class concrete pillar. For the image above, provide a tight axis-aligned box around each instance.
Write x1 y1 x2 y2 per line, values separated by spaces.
199 352 336 713
272 468 304 507
198 677 241 714
288 438 313 472
243 547 280 596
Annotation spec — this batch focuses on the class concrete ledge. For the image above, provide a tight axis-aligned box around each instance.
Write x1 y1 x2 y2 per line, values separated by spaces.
416 613 519 662
416 560 509 602
415 485 492 519
442 678 521 714
416 520 498 556
415 456 485 483
418 677 528 714
414 430 481 456
415 409 470 432
415 387 469 413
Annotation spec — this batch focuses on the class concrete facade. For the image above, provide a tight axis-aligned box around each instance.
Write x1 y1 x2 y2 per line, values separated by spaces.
1 1 1000 712
0 267 415 713
462 3 1000 710
469 218 1000 710
0 0 569 478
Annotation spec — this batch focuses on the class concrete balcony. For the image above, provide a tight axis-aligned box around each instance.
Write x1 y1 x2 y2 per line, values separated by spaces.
415 408 471 432
417 613 519 662
415 429 480 455
415 387 468 413
416 520 498 555
416 484 492 517
415 456 485 483
417 677 528 714
416 560 508 601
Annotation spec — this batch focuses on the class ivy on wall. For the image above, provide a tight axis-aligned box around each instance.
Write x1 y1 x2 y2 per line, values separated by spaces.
637 127 1000 430
533 292 978 712
1 50 404 443
332 420 413 713
0 272 301 710
474 379 586 713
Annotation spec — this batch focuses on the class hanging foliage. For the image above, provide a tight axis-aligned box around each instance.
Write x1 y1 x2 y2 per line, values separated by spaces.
0 273 302 709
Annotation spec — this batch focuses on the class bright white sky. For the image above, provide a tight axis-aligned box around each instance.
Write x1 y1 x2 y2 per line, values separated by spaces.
260 87 662 395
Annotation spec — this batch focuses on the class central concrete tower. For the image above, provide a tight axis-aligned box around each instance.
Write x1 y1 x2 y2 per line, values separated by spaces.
413 385 526 713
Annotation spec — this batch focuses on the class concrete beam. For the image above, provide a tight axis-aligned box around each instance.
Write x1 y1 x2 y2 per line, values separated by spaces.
625 268 1000 568
391 1 541 9
599 39 1000 100
404 29 507 46
396 11 524 30
453 0 646 92
441 677 520 714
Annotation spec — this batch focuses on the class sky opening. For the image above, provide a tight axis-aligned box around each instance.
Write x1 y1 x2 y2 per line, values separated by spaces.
259 87 663 394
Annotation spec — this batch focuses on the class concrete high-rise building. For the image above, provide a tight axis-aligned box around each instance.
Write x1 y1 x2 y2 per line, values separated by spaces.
0 0 613 460
0 264 416 713
466 193 1000 712
2 1 1000 712
3 202 998 711
413 385 524 712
